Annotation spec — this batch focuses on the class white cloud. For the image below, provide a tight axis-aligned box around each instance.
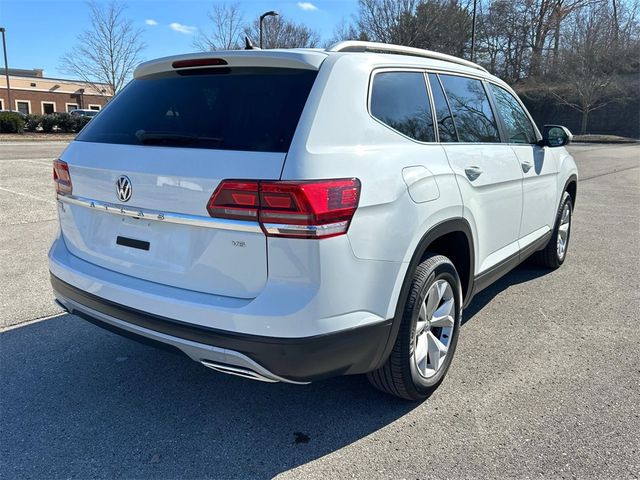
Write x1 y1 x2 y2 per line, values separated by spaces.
169 22 197 34
297 2 318 11
145 19 158 26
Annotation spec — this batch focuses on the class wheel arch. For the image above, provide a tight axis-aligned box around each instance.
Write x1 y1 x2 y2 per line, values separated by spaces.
564 174 578 208
372 218 475 371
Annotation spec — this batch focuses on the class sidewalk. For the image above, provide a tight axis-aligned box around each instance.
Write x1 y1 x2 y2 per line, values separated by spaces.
0 133 76 142
572 134 639 144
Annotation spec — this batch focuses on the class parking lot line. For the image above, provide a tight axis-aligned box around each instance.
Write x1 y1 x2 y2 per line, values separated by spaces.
0 186 57 204
0 157 56 164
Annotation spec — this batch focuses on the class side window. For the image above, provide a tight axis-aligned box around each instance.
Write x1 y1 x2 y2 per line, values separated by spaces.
370 71 435 142
439 74 500 143
428 74 458 142
488 84 537 144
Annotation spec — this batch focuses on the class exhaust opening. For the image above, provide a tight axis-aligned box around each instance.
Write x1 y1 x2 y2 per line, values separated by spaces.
201 360 279 383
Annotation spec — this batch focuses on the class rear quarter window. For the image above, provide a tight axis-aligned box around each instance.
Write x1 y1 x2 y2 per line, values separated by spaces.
370 71 435 142
76 67 317 153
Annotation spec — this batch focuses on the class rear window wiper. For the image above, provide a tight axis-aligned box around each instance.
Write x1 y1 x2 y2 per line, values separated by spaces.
135 130 224 146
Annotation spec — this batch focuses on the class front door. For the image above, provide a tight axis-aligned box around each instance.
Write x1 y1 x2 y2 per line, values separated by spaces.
486 83 559 246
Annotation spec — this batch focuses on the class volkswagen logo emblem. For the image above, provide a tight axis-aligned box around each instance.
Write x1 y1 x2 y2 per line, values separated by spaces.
115 175 132 202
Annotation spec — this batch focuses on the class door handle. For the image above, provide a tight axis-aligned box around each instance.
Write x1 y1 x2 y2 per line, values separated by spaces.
464 166 483 181
521 160 534 173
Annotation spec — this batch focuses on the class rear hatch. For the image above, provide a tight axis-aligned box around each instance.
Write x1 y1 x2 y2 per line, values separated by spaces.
57 60 318 298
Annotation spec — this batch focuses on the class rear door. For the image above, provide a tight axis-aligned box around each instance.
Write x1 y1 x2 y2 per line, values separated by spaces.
57 66 317 299
429 73 524 274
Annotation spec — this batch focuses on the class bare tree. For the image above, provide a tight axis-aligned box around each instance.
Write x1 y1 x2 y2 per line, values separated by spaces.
325 18 365 47
193 3 245 51
413 0 473 57
60 1 145 96
244 15 320 48
355 0 420 45
477 0 534 81
549 2 624 133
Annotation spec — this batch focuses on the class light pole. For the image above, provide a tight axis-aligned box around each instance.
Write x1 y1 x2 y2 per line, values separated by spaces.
0 27 12 111
259 11 278 49
470 0 477 62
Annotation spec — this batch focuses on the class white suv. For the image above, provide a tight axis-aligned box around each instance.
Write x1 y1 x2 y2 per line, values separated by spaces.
49 42 578 400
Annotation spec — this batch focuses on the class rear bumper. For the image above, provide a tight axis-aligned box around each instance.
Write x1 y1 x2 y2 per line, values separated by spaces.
51 274 392 382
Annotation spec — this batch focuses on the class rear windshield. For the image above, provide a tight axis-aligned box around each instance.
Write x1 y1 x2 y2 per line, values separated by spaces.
76 67 317 153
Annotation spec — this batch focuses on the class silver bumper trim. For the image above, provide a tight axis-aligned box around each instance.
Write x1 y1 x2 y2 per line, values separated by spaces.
57 194 262 233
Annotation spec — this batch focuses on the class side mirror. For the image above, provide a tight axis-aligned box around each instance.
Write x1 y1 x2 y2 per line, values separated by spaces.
541 125 572 147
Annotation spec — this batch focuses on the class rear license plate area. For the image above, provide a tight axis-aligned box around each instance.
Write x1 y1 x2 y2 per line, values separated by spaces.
116 236 150 251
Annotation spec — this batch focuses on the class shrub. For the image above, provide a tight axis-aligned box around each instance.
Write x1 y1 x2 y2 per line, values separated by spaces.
53 112 75 133
73 116 91 132
40 114 57 133
0 112 25 133
24 114 42 132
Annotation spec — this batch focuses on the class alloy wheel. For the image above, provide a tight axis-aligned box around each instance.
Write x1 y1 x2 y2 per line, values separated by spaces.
413 279 455 379
557 203 571 260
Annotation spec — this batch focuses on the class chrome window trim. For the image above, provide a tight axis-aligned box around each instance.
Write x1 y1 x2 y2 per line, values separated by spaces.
57 194 262 233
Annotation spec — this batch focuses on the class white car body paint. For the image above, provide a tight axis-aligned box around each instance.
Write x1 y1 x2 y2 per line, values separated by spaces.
49 45 578 383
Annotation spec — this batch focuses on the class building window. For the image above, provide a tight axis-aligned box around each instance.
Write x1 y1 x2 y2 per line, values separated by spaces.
66 103 79 113
42 102 56 115
88 104 101 111
0 98 4 109
16 101 31 115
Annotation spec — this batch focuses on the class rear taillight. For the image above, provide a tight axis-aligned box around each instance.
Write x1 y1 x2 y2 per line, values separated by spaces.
207 179 361 239
53 159 72 196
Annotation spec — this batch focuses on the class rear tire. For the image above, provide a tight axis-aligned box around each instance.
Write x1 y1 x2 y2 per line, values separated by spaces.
530 192 573 269
367 254 462 401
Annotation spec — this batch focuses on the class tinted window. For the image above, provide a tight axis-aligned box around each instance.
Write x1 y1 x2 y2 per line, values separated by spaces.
77 68 317 152
489 84 537 144
428 74 458 142
370 72 435 142
439 75 500 143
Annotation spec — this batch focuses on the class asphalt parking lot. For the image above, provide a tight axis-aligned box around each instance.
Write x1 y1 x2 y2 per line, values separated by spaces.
1 141 639 479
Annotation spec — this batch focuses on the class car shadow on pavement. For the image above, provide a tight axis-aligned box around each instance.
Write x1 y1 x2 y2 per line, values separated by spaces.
1 314 417 479
1 263 552 479
463 262 553 324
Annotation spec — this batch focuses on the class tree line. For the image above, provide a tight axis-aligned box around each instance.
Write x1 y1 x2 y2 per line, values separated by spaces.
192 3 320 50
353 0 639 135
62 0 639 135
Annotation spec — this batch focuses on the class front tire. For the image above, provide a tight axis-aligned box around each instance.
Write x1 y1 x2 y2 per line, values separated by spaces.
367 254 462 401
531 191 573 269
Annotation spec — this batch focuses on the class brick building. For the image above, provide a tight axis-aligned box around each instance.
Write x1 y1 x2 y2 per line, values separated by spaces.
0 68 112 115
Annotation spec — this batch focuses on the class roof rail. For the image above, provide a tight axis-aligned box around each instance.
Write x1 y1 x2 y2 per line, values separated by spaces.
326 41 488 73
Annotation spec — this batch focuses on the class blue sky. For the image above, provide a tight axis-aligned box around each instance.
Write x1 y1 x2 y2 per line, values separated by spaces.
0 0 358 79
